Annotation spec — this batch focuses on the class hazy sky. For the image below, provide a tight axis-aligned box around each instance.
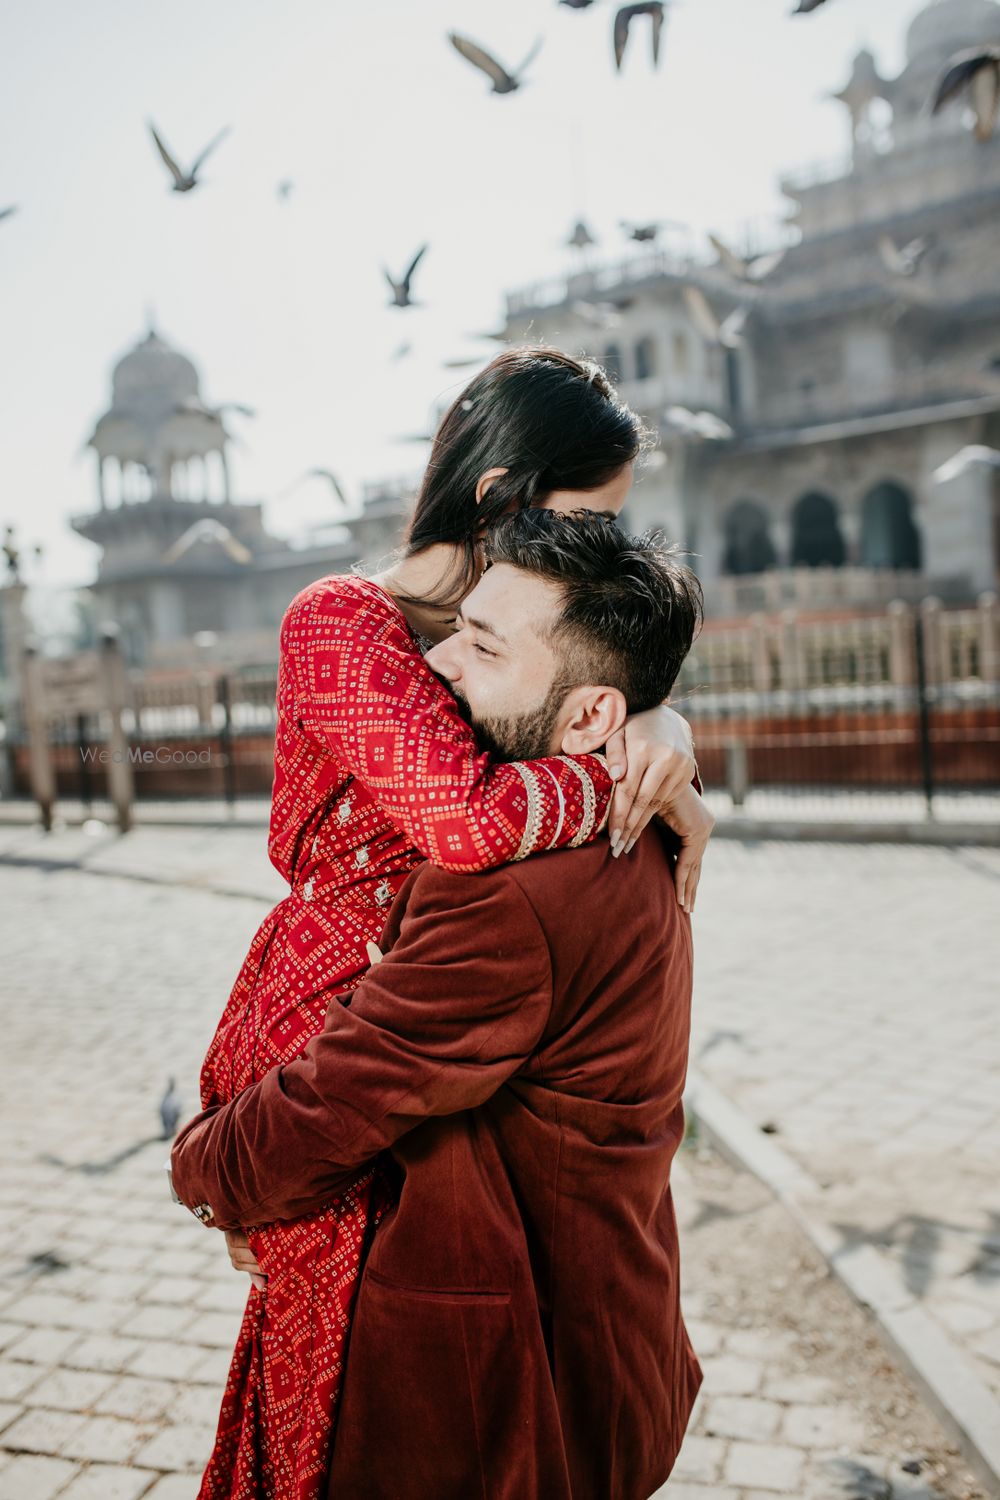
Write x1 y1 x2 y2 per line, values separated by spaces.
1 0 926 586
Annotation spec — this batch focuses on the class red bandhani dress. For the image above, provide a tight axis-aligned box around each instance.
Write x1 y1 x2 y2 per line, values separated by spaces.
197 575 615 1500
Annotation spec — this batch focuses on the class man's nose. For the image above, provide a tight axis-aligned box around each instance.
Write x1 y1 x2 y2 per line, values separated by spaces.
424 638 459 684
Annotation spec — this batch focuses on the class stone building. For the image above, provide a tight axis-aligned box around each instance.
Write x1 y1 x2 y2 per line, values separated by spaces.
501 0 1000 616
71 326 410 668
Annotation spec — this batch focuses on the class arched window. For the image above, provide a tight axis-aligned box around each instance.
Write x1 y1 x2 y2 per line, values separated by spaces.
860 481 922 569
791 492 846 568
603 343 624 382
634 336 656 382
723 500 778 577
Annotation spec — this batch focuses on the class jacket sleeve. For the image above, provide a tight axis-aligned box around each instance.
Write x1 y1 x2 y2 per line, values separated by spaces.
281 577 613 872
170 865 552 1229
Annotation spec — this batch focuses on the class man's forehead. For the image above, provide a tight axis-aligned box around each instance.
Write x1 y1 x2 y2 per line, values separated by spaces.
464 564 563 642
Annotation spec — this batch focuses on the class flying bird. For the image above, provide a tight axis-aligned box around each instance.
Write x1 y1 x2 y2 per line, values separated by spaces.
683 285 748 349
560 0 596 7
161 519 253 566
442 356 483 369
448 32 543 94
621 220 662 243
567 219 597 250
175 398 256 421
614 3 666 72
792 0 831 13
932 46 1000 142
709 233 786 282
384 244 428 308
0 205 18 223
391 340 414 361
663 406 734 442
877 233 931 278
148 122 231 193
307 469 351 507
932 445 1000 483
159 1078 183 1140
276 179 295 201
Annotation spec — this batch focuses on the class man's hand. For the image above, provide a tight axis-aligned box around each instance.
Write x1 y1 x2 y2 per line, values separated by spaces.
658 783 714 914
225 1229 267 1294
605 704 697 855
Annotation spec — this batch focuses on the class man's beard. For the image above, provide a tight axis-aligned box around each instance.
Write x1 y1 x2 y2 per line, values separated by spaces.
452 679 570 762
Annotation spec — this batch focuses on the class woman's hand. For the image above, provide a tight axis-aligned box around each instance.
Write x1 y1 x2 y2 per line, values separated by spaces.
605 704 698 855
225 1229 267 1294
658 784 715 914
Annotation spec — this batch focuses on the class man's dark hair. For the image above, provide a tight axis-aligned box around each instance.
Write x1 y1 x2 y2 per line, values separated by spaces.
484 509 703 712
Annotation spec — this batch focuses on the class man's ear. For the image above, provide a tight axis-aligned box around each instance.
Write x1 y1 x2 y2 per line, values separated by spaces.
558 686 628 757
475 467 509 504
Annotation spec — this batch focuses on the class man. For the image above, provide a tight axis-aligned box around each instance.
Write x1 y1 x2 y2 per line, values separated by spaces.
171 510 707 1500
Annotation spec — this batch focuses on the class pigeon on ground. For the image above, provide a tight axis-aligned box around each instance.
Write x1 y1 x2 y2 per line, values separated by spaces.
159 1078 183 1140
384 245 428 308
448 32 543 94
148 122 231 193
932 46 1000 141
614 3 666 72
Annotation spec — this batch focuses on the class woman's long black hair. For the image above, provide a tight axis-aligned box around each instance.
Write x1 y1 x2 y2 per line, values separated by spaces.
404 346 648 603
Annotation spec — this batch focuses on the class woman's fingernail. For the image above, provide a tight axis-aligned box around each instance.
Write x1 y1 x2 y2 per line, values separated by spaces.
608 763 625 780
625 838 636 855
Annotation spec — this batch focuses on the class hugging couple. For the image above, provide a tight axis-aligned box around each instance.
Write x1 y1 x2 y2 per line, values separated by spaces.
170 346 716 1500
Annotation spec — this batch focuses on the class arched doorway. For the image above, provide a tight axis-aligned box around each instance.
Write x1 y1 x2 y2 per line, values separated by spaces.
860 481 922 569
791 491 846 567
723 500 778 575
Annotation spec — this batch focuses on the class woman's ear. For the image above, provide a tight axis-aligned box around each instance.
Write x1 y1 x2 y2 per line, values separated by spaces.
475 467 509 504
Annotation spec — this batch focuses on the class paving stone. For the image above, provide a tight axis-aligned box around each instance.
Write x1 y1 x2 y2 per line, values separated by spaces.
57 1465 158 1500
0 1401 22 1435
0 1454 79 1499
724 1328 797 1362
63 1335 145 1375
1 1405 89 1455
684 1319 724 1358
0 1325 28 1355
61 1414 151 1464
0 1361 46 1406
141 1477 201 1500
724 1439 805 1492
672 1433 727 1482
132 1423 217 1472
116 1306 195 1343
178 1311 241 1350
781 1402 868 1450
127 1343 205 1382
94 1377 176 1423
702 1394 782 1442
698 1353 761 1396
8 1329 82 1366
763 1373 835 1404
22 1369 116 1413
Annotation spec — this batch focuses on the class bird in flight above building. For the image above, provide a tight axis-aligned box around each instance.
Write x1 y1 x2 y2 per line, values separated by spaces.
932 445 1000 483
614 3 666 72
662 406 734 442
683 285 749 350
0 205 18 223
448 32 543 94
932 46 1000 142
709 233 786 283
384 245 429 308
877 234 931 278
793 0 831 13
621 220 664 242
161 519 253 566
148 122 231 193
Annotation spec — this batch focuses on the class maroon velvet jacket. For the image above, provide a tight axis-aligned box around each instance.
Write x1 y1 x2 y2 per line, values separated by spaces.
172 831 702 1500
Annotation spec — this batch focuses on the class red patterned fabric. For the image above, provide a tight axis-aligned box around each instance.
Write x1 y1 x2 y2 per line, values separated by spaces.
198 575 614 1499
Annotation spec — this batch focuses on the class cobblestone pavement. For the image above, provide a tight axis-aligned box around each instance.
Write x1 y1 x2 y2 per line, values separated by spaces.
0 832 996 1497
689 840 1000 1418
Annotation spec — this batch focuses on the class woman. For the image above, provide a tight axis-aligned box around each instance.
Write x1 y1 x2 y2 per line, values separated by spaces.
198 347 713 1499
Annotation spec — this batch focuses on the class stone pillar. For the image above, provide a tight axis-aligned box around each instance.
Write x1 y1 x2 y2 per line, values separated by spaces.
839 509 861 566
97 455 107 510
97 624 134 834
919 596 945 686
21 642 56 830
749 612 772 693
771 516 793 568
779 609 803 691
978 592 999 681
887 600 916 686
